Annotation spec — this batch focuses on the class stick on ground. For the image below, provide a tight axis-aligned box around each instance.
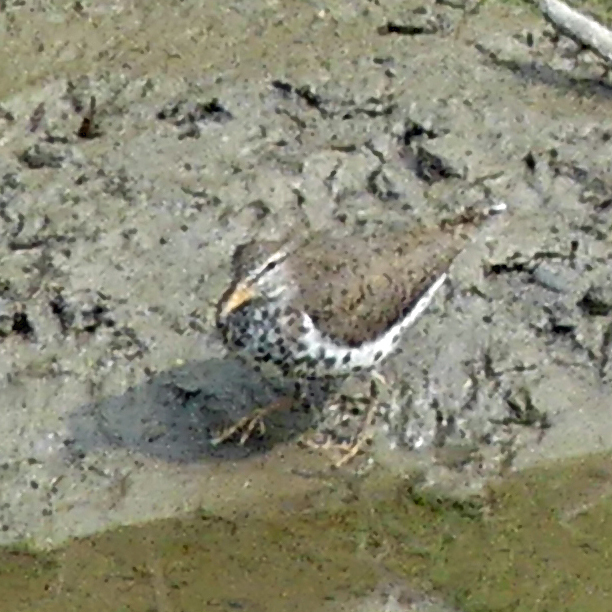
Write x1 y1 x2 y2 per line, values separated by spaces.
539 0 612 65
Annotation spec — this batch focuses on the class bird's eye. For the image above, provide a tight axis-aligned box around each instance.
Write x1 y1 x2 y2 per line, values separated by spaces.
265 261 277 271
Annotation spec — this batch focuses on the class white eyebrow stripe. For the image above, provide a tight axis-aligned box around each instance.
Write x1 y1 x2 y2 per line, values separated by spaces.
245 248 290 282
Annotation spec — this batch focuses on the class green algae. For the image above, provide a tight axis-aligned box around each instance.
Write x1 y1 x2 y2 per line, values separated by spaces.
2 452 612 611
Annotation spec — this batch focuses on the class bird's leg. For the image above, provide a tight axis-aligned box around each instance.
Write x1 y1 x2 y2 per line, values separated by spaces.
301 373 388 467
333 400 378 467
335 371 400 466
370 370 388 387
210 396 294 446
333 374 387 467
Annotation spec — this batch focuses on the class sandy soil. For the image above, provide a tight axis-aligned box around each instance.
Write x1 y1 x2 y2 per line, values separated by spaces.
1 0 612 553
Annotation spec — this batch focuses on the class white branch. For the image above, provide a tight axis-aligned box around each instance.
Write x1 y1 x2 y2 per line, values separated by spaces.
539 0 612 65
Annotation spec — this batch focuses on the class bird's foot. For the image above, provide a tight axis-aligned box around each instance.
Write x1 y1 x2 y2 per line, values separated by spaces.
299 402 378 468
334 431 374 467
211 397 293 446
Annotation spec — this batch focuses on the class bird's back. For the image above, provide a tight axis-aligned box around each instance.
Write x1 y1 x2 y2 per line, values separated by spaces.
290 219 485 347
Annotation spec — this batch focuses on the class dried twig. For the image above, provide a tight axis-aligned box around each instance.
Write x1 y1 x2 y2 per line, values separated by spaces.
538 0 612 65
28 102 45 133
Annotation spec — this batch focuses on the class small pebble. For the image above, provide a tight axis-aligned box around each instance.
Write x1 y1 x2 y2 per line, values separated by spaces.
531 263 573 294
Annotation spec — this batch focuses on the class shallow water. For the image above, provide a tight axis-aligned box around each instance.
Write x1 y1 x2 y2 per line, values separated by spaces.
3 452 612 611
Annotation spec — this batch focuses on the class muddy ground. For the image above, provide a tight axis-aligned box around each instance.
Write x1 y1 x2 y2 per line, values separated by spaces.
1 0 612 592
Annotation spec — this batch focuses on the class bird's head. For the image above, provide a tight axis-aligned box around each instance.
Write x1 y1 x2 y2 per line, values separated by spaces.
217 238 295 322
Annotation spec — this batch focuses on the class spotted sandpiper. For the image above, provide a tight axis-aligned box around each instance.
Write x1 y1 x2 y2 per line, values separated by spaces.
214 204 504 464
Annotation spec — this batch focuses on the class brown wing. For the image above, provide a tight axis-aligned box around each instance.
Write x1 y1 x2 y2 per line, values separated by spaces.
291 225 473 346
